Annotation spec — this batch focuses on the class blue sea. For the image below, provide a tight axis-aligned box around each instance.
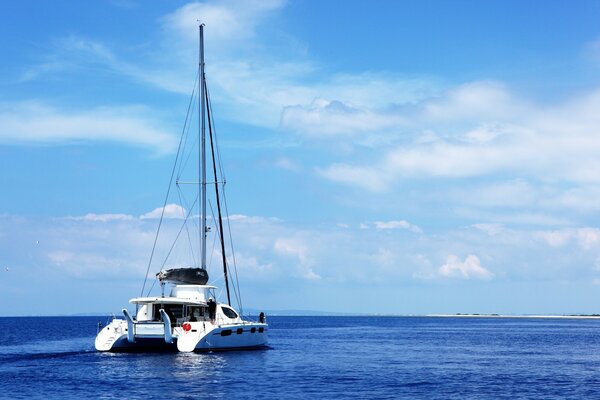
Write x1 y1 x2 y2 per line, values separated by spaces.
1 316 600 399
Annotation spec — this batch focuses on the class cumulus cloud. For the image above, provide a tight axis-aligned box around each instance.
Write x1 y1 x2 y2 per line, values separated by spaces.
438 255 494 280
140 204 187 219
537 228 600 250
274 237 320 280
6 209 600 316
314 82 600 236
281 99 406 137
15 0 600 204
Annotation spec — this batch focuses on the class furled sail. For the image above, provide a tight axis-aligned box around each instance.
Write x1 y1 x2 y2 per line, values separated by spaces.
156 268 209 285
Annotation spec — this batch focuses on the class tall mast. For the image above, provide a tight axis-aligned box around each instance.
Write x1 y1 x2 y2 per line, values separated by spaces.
200 26 232 305
199 24 207 270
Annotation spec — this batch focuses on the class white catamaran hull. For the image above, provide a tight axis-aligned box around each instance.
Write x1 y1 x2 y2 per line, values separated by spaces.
95 318 268 352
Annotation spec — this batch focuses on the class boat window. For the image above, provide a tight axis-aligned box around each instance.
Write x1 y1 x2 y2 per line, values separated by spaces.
221 306 238 319
153 304 184 321
186 306 204 321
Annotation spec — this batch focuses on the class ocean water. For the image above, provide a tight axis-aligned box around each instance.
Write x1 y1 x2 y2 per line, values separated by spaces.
1 316 600 399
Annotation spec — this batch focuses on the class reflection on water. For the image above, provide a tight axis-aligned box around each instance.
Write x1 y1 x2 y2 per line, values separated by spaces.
173 352 227 381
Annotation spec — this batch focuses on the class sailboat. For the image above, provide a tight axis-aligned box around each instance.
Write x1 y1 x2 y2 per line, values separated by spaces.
95 25 268 352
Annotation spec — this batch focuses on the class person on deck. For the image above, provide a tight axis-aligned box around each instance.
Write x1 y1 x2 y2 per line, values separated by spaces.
207 298 216 323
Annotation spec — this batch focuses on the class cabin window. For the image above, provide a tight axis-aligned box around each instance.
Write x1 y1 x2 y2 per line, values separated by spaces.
153 304 184 321
186 306 204 321
236 328 243 335
221 329 232 336
221 306 238 319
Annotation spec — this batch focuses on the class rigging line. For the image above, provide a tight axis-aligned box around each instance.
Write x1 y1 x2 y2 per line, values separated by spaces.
146 195 199 297
222 190 243 314
206 84 241 312
140 73 198 298
178 110 199 180
177 71 199 179
176 186 199 269
206 84 231 306
147 275 157 295
206 85 226 182
208 200 231 296
207 199 219 273
158 195 198 272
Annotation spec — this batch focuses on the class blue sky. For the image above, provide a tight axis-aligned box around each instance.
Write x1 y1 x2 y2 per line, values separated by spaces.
2 0 600 316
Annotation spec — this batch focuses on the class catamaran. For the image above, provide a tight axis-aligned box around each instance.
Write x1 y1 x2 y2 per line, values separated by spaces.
95 25 268 352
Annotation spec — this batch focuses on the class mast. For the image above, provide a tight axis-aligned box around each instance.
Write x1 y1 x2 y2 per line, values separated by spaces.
199 25 231 305
199 24 207 270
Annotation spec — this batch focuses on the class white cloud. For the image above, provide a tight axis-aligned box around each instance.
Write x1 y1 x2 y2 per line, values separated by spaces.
538 228 600 250
583 36 600 65
16 1 600 207
541 186 600 213
274 237 321 280
231 252 273 274
160 0 284 47
5 210 600 316
578 228 600 250
423 81 526 122
0 102 177 153
68 213 134 222
274 157 303 172
140 204 187 219
454 180 537 209
274 237 307 264
438 254 494 280
316 83 600 218
471 223 506 236
374 220 422 233
317 163 388 192
538 230 571 248
23 6 439 132
281 98 406 137
47 250 130 278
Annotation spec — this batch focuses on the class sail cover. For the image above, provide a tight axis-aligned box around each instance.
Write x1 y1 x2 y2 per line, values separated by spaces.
157 268 209 285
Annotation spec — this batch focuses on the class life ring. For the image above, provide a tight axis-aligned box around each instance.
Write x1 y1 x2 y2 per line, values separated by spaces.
182 322 192 332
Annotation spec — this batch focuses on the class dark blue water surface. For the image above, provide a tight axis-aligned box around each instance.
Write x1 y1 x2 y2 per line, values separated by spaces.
1 316 600 399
